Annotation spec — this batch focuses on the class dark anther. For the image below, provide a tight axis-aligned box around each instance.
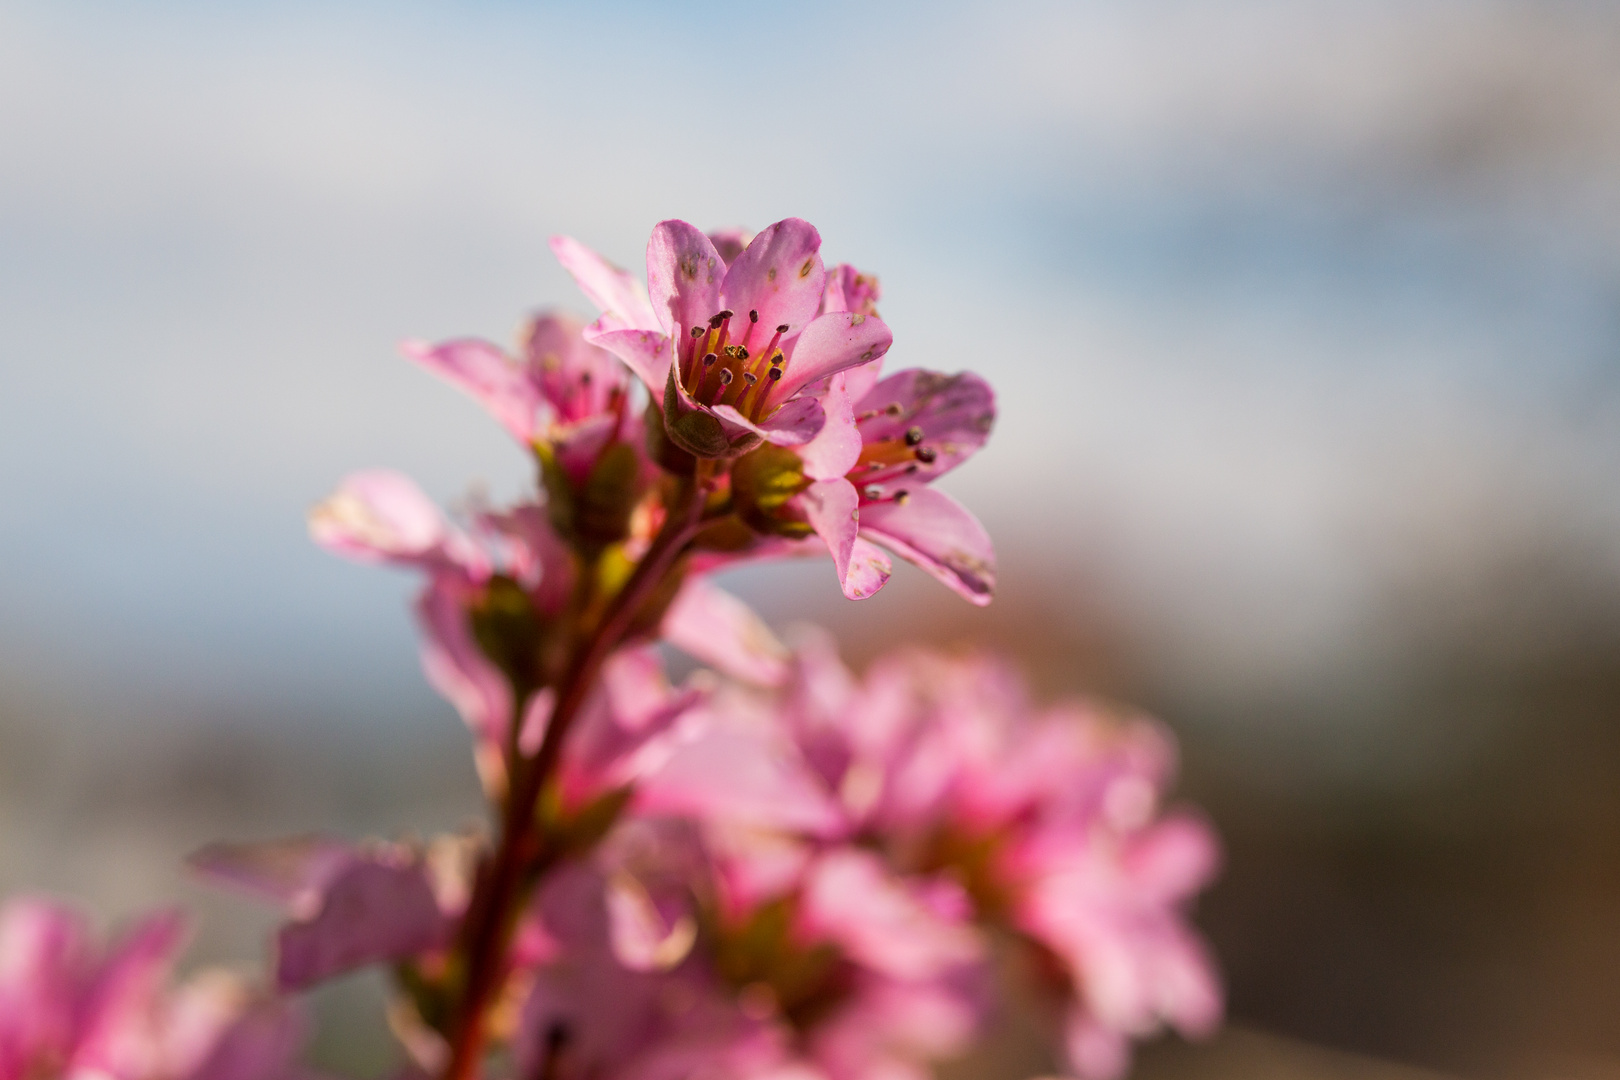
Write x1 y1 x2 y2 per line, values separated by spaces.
735 347 749 360
708 311 731 329
703 353 718 366
718 368 734 385
776 323 789 333
864 485 883 499
905 463 919 473
904 426 924 446
690 326 704 338
743 372 757 385
749 309 759 323
894 490 911 504
914 446 937 464
885 403 903 416
768 368 783 381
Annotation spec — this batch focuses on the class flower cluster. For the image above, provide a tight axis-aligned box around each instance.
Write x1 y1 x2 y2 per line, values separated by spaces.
0 218 1219 1080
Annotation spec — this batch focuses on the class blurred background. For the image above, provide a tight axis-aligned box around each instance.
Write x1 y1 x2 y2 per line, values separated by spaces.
4 1 1620 1076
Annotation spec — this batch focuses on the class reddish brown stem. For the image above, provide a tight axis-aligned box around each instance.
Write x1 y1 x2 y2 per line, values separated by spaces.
440 476 709 1080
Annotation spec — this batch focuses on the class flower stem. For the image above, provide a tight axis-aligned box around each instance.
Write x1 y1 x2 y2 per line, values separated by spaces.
440 472 710 1080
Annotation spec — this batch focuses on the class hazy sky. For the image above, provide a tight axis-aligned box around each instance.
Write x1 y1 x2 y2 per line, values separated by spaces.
4 0 1619 734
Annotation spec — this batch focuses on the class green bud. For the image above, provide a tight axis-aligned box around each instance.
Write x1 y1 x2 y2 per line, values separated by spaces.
663 367 731 458
469 574 544 695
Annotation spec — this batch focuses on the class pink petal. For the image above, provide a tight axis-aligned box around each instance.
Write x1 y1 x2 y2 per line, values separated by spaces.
755 395 826 448
646 220 724 338
187 999 309 1080
798 851 982 981
765 312 892 412
793 372 862 481
797 479 860 597
662 578 790 687
583 325 671 395
549 235 659 332
400 337 542 444
707 227 754 266
276 860 449 990
1064 1008 1131 1080
637 725 844 836
309 471 479 573
1124 815 1221 903
859 489 994 605
820 263 881 318
851 370 995 490
604 872 696 973
0 899 84 1051
843 537 893 601
72 910 188 1073
415 576 512 745
187 836 355 914
719 218 826 345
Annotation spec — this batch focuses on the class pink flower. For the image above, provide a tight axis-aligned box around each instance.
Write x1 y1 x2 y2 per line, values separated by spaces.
188 837 455 992
551 219 893 459
0 898 306 1080
689 638 1222 1080
402 311 637 488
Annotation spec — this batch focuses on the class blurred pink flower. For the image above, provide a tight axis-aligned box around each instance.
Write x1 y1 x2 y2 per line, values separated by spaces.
402 311 637 487
0 898 306 1080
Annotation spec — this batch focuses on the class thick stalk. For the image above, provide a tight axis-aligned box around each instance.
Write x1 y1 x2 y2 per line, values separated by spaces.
440 475 709 1080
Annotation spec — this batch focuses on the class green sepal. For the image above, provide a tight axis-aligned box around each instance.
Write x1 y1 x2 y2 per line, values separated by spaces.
730 443 814 539
575 441 641 548
469 574 544 695
663 368 730 458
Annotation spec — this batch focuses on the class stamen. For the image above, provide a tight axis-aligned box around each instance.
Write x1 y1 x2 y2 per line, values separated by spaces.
768 368 782 381
703 353 718 366
904 426 924 446
749 309 759 323
708 310 733 329
718 369 733 385
914 446 937 464
743 372 757 386
690 326 704 338
894 490 911 505
885 403 903 416
864 485 883 499
776 323 789 333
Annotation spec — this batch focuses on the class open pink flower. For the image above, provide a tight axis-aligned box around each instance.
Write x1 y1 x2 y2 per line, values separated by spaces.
552 219 892 458
0 898 306 1080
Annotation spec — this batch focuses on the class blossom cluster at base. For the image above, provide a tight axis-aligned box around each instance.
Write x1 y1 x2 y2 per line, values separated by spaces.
0 216 1221 1080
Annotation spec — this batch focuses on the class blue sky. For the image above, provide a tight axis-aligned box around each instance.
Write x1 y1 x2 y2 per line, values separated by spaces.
3 0 1618 745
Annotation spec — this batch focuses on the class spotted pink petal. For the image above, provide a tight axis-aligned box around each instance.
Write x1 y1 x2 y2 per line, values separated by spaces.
719 218 826 343
584 325 671 395
843 537 894 601
852 370 995 490
400 337 543 444
797 478 861 598
647 220 724 339
859 489 994 605
549 235 659 332
662 578 789 687
766 312 892 412
794 372 863 481
276 859 449 991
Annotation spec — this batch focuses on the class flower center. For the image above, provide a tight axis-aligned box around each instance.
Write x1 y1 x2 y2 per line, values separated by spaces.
677 308 789 421
848 408 936 503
